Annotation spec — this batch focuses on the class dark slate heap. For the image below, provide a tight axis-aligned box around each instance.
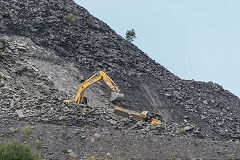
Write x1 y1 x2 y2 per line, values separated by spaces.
0 0 240 141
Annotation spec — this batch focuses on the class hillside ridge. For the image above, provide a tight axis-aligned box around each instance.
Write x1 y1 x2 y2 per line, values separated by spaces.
0 0 240 159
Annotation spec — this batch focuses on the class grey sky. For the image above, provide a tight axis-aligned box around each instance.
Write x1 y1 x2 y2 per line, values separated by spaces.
74 0 240 98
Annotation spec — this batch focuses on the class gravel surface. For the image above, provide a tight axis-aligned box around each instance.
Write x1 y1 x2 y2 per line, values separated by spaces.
1 119 240 160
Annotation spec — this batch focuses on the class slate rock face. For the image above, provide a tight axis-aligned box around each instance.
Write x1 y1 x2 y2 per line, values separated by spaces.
0 39 6 49
0 0 240 142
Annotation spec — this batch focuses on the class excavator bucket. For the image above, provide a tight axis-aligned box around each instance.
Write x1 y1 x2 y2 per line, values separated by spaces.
110 91 124 102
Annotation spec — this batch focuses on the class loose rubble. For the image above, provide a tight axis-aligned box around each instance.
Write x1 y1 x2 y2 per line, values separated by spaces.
0 0 240 159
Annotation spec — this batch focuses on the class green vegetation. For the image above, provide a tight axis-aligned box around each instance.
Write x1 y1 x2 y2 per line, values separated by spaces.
125 29 136 42
228 155 235 160
61 147 68 153
22 126 30 137
35 141 42 149
62 122 67 128
72 10 79 16
87 17 93 23
11 128 19 135
0 141 41 160
63 10 79 26
84 156 96 160
83 153 109 160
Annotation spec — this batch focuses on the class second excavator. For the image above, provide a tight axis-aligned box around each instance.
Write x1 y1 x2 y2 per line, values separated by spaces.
113 106 163 124
64 71 124 104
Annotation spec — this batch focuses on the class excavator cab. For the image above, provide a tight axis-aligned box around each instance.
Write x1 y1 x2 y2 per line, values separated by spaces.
149 112 163 124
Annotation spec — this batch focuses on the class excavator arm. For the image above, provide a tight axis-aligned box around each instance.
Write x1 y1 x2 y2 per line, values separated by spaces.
64 71 123 104
99 71 120 92
113 106 163 124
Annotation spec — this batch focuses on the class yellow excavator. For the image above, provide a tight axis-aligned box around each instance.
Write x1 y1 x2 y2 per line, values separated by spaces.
113 106 163 124
64 71 124 104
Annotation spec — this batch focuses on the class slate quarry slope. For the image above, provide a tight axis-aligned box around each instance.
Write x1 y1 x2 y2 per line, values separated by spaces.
0 0 240 142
